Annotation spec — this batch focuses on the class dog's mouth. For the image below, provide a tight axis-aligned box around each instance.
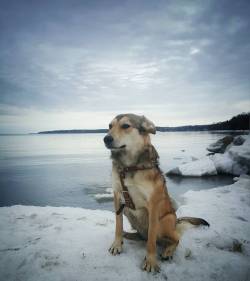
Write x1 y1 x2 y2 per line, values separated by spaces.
106 144 126 150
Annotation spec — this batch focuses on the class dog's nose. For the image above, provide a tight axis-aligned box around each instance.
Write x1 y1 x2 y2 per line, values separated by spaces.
103 135 113 145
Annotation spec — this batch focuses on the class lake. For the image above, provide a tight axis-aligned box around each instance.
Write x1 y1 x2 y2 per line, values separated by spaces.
0 132 235 211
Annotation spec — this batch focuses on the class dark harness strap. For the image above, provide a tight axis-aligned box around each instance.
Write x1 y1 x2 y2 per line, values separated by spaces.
116 164 158 215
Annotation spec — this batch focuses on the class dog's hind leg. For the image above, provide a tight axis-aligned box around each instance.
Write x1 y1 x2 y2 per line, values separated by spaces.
159 213 180 260
142 202 160 273
160 233 179 260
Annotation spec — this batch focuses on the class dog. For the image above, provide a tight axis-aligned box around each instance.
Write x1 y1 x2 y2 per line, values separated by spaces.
103 113 209 273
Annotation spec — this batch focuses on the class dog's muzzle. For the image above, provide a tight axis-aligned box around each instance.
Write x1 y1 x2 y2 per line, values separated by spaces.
103 135 126 150
103 134 114 148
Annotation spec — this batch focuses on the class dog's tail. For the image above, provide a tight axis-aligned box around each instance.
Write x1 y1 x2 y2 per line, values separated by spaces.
123 217 209 241
176 217 209 236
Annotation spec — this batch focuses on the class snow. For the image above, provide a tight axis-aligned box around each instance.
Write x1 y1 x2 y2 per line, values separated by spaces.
167 157 217 176
228 136 250 169
94 188 113 202
94 193 113 200
1 176 250 281
167 134 250 177
212 135 250 175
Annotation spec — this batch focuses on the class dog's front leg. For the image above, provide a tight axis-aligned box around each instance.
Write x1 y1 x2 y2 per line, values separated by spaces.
143 202 160 273
109 191 123 255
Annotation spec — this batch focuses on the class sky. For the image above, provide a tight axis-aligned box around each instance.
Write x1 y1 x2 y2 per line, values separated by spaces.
0 0 250 133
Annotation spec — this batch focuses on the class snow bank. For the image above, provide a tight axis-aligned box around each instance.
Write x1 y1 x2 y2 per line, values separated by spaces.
1 176 250 281
168 157 217 176
167 134 250 176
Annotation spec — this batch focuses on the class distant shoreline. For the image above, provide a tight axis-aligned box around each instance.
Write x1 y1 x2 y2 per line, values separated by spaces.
37 113 250 134
36 129 250 134
0 130 249 136
0 113 248 135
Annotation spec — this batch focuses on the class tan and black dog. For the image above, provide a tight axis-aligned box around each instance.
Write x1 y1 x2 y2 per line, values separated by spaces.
103 113 209 273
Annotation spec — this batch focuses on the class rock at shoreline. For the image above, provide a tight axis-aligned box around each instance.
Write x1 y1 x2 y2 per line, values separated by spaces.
207 136 234 153
233 135 245 146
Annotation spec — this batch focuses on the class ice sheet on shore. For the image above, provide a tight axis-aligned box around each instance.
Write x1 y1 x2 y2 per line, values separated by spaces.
167 134 250 176
0 176 250 281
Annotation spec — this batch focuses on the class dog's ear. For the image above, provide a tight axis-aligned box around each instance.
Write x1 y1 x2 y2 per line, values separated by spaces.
140 116 156 134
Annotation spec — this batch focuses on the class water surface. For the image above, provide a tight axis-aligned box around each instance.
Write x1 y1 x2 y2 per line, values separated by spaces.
0 132 235 210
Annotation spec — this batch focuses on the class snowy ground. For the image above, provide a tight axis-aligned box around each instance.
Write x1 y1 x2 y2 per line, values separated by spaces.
0 176 250 281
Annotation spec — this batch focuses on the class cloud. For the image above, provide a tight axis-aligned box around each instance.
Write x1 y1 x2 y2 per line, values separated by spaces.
0 0 249 132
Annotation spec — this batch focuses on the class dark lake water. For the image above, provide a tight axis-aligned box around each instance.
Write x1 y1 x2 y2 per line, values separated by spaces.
0 132 235 211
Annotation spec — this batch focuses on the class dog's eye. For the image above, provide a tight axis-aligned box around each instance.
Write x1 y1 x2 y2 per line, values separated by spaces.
121 124 130 129
109 124 112 129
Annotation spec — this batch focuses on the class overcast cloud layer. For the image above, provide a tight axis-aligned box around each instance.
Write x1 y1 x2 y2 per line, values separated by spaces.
0 0 250 133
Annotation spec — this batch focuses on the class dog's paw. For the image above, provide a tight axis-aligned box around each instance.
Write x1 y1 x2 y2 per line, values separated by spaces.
160 247 174 261
142 256 160 273
160 253 173 261
108 240 123 255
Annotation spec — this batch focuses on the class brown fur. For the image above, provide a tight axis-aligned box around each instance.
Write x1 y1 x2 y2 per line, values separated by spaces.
105 114 209 273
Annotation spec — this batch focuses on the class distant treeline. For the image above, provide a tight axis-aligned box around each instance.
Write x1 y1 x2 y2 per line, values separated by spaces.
38 113 250 134
156 113 250 132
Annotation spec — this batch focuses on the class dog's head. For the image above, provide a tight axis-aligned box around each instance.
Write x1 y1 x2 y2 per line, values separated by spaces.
103 114 156 153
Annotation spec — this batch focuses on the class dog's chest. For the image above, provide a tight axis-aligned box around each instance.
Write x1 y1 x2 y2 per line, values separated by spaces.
113 172 153 208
